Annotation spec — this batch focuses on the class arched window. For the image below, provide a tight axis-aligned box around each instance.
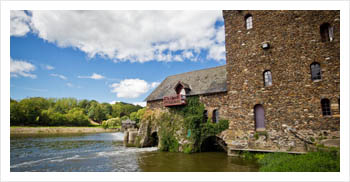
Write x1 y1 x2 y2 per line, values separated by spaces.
212 109 219 123
310 62 321 81
254 104 265 130
320 23 333 42
203 110 208 123
321 99 331 116
245 14 253 30
263 70 272 87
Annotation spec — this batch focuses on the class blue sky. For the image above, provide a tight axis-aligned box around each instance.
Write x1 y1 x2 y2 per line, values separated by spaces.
10 10 225 106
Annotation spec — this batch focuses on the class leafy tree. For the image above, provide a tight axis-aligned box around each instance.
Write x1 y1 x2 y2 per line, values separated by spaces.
18 97 50 125
88 103 107 122
10 99 24 126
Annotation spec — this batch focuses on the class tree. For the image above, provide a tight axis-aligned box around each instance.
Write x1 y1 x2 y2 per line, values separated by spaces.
88 103 107 122
10 99 24 126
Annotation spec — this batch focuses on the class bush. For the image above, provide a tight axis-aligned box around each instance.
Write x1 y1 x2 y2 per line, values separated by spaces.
160 133 179 152
102 117 121 129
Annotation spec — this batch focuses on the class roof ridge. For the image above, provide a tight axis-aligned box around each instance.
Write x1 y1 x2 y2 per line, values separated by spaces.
167 65 226 78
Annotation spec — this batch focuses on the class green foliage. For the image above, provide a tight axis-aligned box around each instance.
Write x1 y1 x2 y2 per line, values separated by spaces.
10 97 144 127
130 108 146 127
156 96 229 153
183 144 194 154
102 117 122 129
159 132 179 152
257 148 340 172
121 115 129 121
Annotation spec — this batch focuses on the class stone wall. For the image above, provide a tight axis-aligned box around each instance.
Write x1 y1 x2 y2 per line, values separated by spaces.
145 11 340 154
199 92 229 121
223 10 340 153
147 92 231 122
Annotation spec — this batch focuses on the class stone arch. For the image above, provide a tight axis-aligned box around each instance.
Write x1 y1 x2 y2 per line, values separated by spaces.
254 104 265 131
147 131 159 147
200 136 227 152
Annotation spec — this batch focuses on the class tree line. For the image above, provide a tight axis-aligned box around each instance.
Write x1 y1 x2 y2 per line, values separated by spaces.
10 97 143 127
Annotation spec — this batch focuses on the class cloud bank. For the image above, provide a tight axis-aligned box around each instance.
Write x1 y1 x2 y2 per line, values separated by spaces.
11 10 225 63
110 79 160 98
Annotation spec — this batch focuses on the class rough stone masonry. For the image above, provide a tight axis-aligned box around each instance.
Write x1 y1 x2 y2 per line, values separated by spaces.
145 10 340 155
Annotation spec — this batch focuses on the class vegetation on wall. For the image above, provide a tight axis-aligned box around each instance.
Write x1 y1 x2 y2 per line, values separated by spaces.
152 96 229 153
10 97 143 127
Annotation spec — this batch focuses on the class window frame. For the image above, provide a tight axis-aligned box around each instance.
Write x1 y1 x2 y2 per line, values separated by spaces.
310 62 322 81
245 14 253 30
263 70 272 87
321 98 332 116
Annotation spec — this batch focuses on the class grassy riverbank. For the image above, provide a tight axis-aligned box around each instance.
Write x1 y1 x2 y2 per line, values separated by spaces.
11 126 119 135
242 147 340 172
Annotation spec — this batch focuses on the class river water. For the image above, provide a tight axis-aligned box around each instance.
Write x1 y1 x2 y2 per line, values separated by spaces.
10 132 259 172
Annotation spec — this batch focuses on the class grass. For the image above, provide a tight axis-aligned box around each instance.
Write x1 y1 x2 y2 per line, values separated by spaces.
242 147 340 172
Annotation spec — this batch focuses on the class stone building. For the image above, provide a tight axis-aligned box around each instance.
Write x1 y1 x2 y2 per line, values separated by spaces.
145 10 340 155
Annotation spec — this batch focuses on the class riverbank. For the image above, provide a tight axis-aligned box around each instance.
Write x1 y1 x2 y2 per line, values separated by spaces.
11 126 120 135
241 147 340 172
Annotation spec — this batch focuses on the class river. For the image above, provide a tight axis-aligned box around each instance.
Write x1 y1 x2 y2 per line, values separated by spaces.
10 132 259 172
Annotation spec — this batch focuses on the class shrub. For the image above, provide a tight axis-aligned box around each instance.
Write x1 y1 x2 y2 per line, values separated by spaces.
102 117 121 129
159 133 179 152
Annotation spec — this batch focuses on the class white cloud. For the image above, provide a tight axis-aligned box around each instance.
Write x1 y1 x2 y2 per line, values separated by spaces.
109 100 119 105
50 73 67 80
11 10 31 37
10 58 36 78
151 82 160 88
78 73 105 80
133 102 146 107
14 10 225 63
110 79 159 98
45 65 55 70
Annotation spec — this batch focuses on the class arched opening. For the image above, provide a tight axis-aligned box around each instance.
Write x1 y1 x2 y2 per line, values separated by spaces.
320 23 333 42
200 136 227 152
263 70 272 87
310 62 321 81
245 14 253 30
212 109 219 123
254 104 265 130
321 99 331 116
149 132 159 147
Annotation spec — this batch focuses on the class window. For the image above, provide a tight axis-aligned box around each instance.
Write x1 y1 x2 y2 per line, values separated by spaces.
245 14 253 30
310 62 321 81
212 109 219 123
321 99 331 116
254 104 265 130
320 23 333 42
203 110 208 123
264 70 272 87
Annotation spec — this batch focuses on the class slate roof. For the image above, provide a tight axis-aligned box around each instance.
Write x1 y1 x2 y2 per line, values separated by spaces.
145 65 227 101
122 119 136 124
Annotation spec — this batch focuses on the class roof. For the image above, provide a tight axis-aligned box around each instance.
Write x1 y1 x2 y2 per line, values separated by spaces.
122 119 136 124
145 65 227 101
